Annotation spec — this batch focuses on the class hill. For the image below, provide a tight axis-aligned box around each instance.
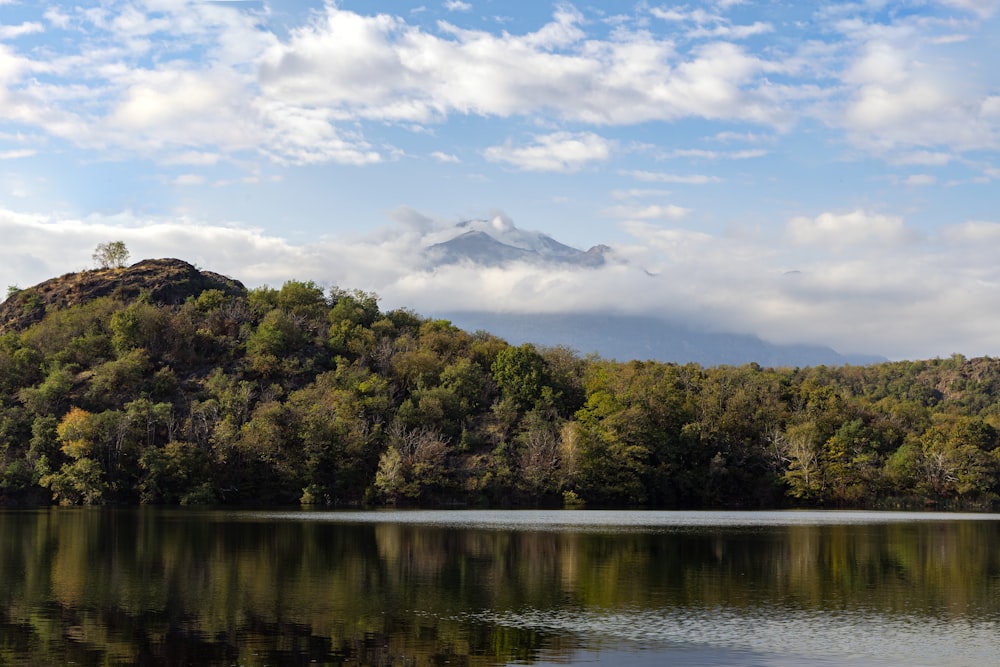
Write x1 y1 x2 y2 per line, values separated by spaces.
0 258 999 510
0 258 245 333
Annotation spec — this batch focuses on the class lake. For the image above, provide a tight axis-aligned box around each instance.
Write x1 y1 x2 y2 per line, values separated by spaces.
0 508 998 666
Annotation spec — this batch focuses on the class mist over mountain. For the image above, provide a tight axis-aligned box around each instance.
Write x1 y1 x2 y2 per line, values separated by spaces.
420 219 884 367
436 312 885 367
424 217 609 267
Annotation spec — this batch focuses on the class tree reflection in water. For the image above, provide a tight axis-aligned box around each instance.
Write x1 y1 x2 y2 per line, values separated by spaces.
0 508 998 665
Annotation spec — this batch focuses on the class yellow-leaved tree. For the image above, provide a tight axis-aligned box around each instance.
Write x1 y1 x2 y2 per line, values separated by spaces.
57 407 95 459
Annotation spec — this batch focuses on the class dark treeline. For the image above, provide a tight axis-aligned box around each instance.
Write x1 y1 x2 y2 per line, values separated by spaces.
2 272 1000 508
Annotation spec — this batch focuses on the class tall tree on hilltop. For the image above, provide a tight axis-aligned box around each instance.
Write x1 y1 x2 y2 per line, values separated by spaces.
93 241 130 269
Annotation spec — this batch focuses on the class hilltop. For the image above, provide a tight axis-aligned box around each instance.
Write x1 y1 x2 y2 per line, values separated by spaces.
0 258 245 333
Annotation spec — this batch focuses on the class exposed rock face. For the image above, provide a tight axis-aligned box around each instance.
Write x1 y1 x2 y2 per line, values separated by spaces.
0 258 246 333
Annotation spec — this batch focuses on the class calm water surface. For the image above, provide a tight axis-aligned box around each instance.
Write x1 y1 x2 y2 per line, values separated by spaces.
1 508 998 666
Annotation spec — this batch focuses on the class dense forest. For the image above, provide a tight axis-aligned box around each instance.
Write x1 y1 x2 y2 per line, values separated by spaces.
2 257 1000 509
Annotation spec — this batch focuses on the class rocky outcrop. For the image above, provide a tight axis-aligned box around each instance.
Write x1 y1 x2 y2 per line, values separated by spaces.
0 258 246 333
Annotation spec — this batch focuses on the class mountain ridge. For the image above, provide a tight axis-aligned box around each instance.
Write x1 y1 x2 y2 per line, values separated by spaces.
425 217 608 267
437 312 886 367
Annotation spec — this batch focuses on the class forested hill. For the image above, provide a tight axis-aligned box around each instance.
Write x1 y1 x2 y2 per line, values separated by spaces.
2 258 1000 509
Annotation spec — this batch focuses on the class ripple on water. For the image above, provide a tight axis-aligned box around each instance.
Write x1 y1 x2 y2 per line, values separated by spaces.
243 508 1000 532
469 606 1000 667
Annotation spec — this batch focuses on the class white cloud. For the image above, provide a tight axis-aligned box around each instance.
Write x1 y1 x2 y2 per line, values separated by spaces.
687 22 774 39
43 8 71 29
0 149 34 159
891 150 954 166
665 148 767 159
648 6 771 39
163 151 222 166
0 22 44 39
649 8 721 24
173 173 205 186
258 103 382 166
257 5 791 126
610 188 673 199
109 68 251 141
787 210 909 250
982 96 1000 116
899 174 937 186
625 170 721 184
0 2 380 167
484 132 611 172
444 1 472 11
430 151 460 163
709 130 776 144
0 42 32 84
829 20 1000 157
940 220 1000 243
936 0 1000 17
602 204 691 220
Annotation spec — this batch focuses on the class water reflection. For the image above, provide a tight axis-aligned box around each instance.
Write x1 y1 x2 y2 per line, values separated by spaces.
0 508 998 665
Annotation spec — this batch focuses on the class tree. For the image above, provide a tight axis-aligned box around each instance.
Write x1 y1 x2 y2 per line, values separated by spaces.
491 344 551 410
374 424 450 503
93 241 130 269
780 421 823 500
56 406 96 459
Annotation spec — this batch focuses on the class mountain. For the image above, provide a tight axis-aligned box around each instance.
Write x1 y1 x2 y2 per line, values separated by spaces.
436 312 886 367
425 217 608 267
423 219 883 366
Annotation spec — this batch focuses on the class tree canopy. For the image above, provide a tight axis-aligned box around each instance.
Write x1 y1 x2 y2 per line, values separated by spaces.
92 241 130 269
2 264 1000 509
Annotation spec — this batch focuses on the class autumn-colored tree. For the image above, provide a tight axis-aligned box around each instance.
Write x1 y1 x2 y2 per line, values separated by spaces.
57 407 95 459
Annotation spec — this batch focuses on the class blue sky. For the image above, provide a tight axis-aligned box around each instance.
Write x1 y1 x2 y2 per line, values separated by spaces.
1 0 999 360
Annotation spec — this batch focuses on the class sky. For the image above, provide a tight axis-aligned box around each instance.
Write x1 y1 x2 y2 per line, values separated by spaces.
0 0 998 361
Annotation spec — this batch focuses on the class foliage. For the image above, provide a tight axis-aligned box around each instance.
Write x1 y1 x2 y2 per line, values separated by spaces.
5 265 1000 508
92 241 130 269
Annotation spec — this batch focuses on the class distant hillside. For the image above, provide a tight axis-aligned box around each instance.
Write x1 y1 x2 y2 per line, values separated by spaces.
438 312 886 367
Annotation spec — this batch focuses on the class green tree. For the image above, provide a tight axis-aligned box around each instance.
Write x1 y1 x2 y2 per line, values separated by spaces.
374 424 450 503
491 344 551 410
139 441 212 504
41 457 108 504
92 241 130 269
